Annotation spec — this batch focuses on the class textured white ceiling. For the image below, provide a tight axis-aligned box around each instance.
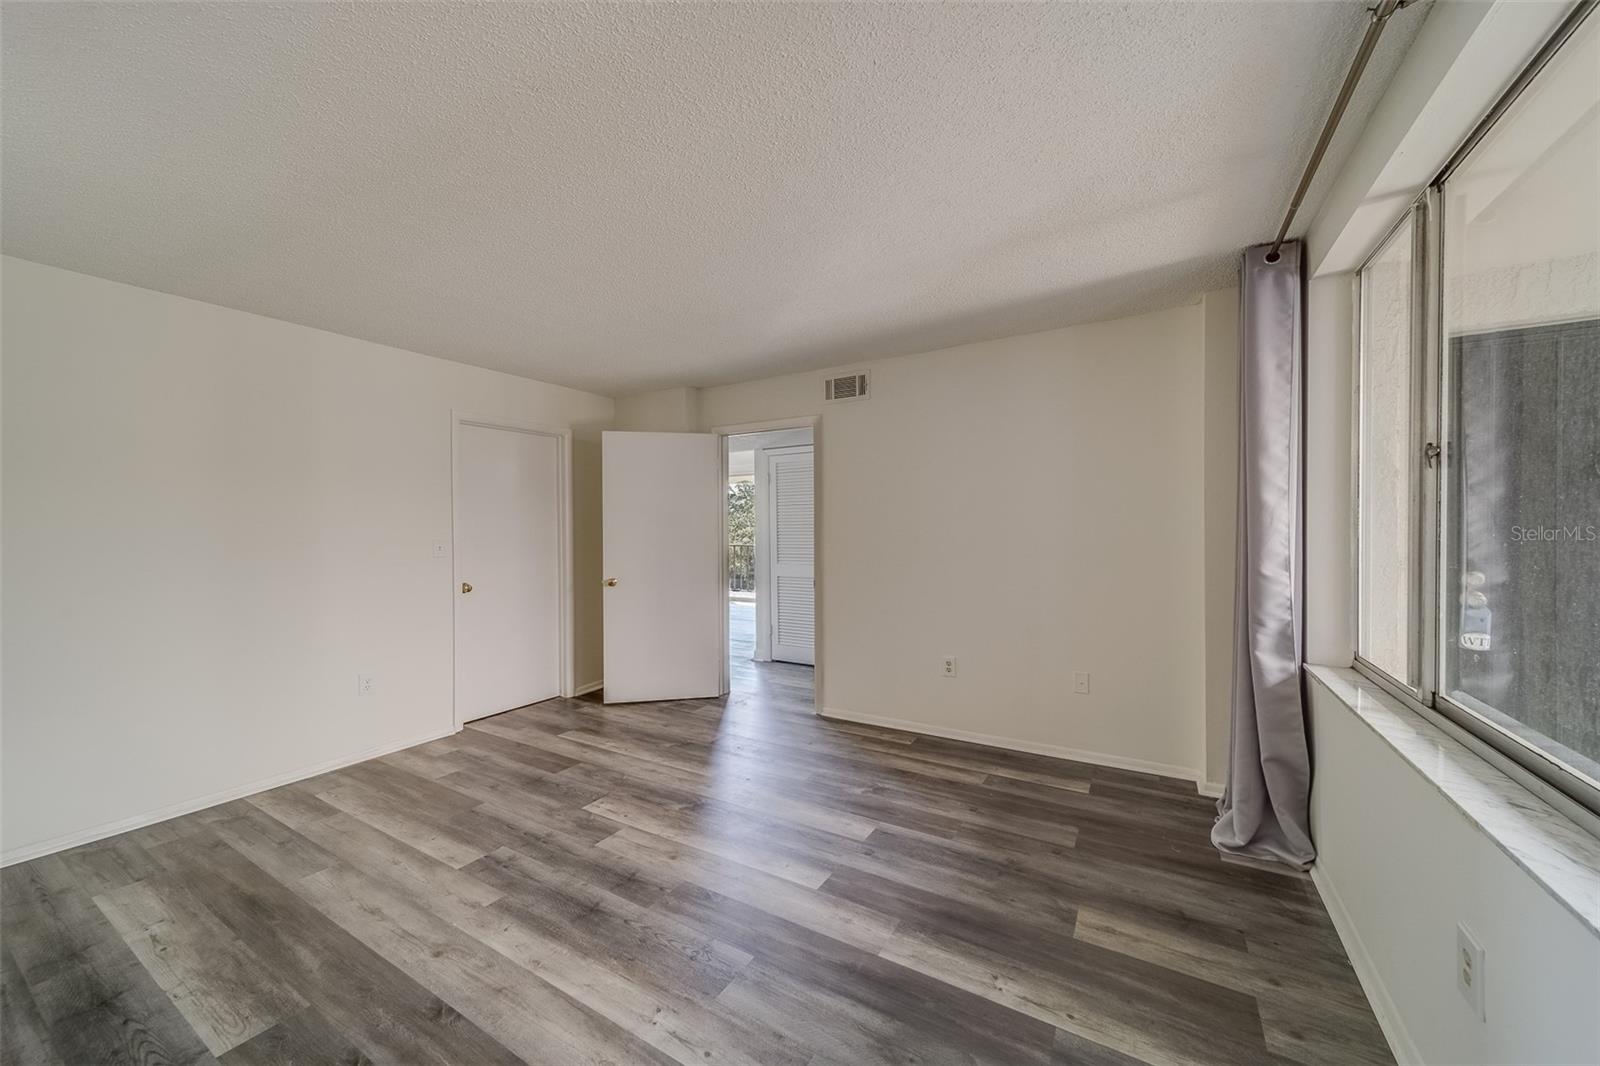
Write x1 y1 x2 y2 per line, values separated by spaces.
2 2 1426 395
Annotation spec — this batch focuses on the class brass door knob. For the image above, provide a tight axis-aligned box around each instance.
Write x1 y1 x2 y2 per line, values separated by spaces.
461 582 473 594
604 578 618 587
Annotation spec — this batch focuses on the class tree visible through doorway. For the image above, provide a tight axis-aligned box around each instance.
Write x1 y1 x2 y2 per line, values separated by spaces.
728 480 756 593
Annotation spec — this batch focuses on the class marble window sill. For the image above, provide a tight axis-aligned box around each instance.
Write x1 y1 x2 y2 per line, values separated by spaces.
1306 664 1600 938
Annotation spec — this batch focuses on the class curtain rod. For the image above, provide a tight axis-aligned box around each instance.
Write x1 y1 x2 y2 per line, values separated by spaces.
1266 0 1414 263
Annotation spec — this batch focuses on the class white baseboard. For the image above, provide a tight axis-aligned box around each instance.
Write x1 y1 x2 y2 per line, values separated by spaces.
819 706 1203 785
1308 864 1418 1066
0 725 459 868
1197 780 1227 798
572 679 604 697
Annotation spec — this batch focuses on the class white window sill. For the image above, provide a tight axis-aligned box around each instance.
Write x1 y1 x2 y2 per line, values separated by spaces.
1306 664 1600 938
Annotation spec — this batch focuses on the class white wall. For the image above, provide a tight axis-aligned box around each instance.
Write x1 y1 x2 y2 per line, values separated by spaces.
1202 289 1239 789
612 386 701 432
1304 273 1357 667
695 297 1237 781
1308 679 1600 1065
0 257 614 862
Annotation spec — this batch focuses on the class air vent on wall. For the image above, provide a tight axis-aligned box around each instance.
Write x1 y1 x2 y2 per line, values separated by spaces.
823 371 870 403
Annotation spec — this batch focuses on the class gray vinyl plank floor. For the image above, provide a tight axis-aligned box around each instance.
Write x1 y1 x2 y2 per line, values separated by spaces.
0 633 1392 1065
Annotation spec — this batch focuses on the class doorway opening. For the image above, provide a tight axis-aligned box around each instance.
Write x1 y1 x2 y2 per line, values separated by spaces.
724 427 814 696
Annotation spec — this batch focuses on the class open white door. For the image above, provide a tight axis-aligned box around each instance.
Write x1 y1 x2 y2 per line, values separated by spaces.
765 445 815 665
455 423 563 722
602 431 723 703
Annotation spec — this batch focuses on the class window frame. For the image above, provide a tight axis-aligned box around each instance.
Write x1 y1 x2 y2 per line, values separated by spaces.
1352 201 1432 700
1349 0 1600 828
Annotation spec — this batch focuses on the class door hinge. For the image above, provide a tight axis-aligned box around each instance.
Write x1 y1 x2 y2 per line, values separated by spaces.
1424 441 1442 468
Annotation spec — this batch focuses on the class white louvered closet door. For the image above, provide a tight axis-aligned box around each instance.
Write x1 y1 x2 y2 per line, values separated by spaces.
766 445 815 665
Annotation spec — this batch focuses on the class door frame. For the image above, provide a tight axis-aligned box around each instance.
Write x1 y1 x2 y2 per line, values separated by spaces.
713 415 822 713
450 412 575 730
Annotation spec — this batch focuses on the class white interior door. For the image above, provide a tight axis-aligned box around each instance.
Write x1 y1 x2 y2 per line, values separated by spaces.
455 424 562 722
602 431 723 703
766 444 815 665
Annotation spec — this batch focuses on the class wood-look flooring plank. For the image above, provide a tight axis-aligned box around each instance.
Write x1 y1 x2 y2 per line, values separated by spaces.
799 768 1085 850
447 721 586 774
820 865 1081 976
56 836 169 897
974 773 1216 835
582 793 835 888
154 832 522 1066
644 745 1080 857
1072 905 1370 1014
659 882 1068 1066
880 920 1266 1066
685 814 1081 930
280 811 503 924
435 744 611 812
242 781 343 828
452 847 808 1066
377 744 468 781
710 731 993 786
94 877 309 1055
860 824 1313 944
0 946 58 1066
597 827 898 954
313 779 488 868
450 808 676 907
464 846 753 998
458 895 802 1066
556 760 882 842
467 718 727 797
339 759 484 812
216 1005 375 1066
289 862 661 1066
911 734 1192 795
1 856 218 1066
1 660 1394 1066
209 803 339 884
1257 995 1396 1066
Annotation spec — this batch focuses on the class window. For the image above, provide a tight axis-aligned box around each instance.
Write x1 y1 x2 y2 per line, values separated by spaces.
1358 211 1421 688
1355 3 1600 817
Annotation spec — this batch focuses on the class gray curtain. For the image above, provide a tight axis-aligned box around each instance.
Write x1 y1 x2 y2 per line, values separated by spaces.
1212 241 1315 868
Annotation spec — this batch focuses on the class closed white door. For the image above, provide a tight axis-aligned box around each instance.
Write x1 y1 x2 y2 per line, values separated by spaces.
455 424 562 723
602 431 723 703
766 445 815 665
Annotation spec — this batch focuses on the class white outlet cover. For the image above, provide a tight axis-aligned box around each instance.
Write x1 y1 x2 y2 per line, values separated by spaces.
1456 923 1486 1021
1073 671 1091 694
941 656 957 678
357 673 375 695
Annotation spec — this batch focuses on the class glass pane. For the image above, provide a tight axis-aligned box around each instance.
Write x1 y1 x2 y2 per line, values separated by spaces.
1358 214 1416 684
1442 10 1600 785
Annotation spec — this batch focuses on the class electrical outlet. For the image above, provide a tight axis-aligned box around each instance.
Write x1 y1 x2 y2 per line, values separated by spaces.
357 673 376 696
1456 923 1486 1020
1073 671 1091 694
941 656 957 678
